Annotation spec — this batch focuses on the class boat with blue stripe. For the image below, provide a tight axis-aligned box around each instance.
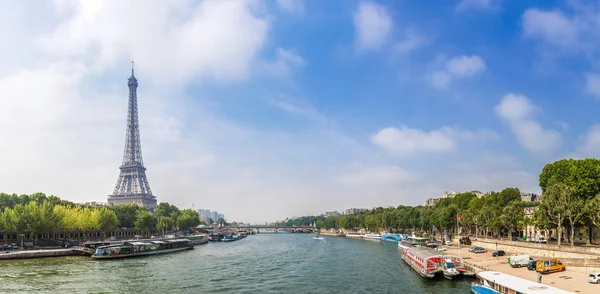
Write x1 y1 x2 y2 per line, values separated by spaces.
381 233 403 243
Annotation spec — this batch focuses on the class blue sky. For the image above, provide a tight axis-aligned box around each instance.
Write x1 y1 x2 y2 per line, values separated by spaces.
0 0 599 222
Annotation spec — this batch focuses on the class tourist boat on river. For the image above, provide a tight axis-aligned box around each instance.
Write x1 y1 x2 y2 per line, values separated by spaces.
471 271 575 294
91 239 193 259
400 247 444 278
381 233 403 243
222 234 241 242
183 234 209 245
363 233 382 241
398 236 428 249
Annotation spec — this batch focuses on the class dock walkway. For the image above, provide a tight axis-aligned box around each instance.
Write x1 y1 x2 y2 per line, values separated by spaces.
0 249 77 260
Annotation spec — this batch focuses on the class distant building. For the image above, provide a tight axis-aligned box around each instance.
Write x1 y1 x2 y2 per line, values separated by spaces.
80 201 108 207
426 198 441 206
442 191 458 198
469 190 484 198
344 208 367 215
521 193 541 202
197 209 225 222
325 211 341 217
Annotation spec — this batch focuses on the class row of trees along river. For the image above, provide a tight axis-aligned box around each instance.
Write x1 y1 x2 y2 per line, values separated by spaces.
275 158 600 247
0 193 223 239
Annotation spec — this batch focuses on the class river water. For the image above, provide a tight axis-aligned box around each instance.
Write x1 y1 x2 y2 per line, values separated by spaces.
0 234 472 293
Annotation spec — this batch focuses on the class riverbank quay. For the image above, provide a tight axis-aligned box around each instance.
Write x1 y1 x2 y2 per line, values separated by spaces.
318 231 344 237
445 246 597 293
468 237 600 273
0 248 78 260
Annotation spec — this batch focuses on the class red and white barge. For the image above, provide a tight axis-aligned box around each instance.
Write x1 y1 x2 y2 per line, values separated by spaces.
400 247 444 278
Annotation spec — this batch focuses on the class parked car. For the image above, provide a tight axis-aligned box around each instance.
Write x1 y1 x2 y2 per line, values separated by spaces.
492 250 506 257
1 244 11 250
589 273 600 284
10 243 18 250
472 247 487 253
536 259 566 274
527 260 539 271
509 254 533 268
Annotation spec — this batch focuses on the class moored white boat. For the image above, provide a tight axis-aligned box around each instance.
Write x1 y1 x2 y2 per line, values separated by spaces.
345 233 363 239
91 239 193 259
183 234 209 245
362 233 382 241
313 236 325 240
442 258 460 280
400 247 443 279
398 236 428 249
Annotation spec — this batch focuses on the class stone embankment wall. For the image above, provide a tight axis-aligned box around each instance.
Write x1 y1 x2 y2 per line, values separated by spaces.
472 238 600 274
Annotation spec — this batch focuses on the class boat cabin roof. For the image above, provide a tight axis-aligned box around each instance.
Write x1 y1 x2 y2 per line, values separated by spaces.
151 240 166 244
407 236 428 240
478 271 574 294
406 247 443 259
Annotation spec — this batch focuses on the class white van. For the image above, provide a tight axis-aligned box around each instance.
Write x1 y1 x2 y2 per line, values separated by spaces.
509 254 533 268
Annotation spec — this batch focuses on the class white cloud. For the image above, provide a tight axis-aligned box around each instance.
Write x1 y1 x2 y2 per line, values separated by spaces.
456 0 502 12
353 1 392 51
522 8 580 50
372 126 497 155
263 47 305 77
394 29 427 55
578 124 600 157
445 55 487 77
432 71 452 88
39 0 270 84
496 93 561 154
585 73 600 97
276 0 305 16
431 55 487 88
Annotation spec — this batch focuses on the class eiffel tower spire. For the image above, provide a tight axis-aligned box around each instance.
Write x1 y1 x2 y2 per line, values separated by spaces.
108 63 157 212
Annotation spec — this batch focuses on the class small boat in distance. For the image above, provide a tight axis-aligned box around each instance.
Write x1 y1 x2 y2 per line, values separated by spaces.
345 233 363 239
362 234 382 241
313 236 325 240
91 239 193 259
222 235 241 242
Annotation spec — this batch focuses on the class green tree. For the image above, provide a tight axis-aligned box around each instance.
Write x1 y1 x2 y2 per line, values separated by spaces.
501 200 524 240
110 204 141 228
94 207 119 235
539 181 568 246
177 209 200 230
154 202 181 220
135 209 157 235
156 216 175 233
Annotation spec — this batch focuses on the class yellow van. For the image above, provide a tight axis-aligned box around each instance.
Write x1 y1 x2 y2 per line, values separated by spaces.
536 259 566 274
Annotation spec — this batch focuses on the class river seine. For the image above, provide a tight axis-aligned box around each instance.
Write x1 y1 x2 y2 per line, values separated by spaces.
1 234 472 293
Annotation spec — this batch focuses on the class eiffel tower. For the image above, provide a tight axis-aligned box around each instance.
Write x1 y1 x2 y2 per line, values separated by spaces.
107 62 157 212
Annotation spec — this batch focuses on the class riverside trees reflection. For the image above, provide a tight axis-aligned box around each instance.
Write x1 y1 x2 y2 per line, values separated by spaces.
0 193 202 239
